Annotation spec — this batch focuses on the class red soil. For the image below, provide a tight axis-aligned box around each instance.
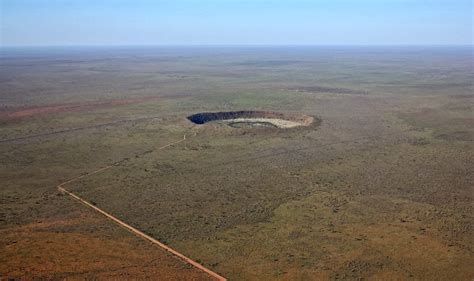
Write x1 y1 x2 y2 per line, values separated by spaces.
0 213 213 280
0 96 161 120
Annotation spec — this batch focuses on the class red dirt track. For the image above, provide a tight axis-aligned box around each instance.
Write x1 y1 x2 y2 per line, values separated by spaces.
56 134 227 281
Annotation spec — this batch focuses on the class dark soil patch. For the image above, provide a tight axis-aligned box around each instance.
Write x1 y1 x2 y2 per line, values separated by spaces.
435 131 473 142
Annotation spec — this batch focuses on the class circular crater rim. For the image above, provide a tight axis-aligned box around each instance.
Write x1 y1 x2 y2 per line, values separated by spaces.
187 110 314 129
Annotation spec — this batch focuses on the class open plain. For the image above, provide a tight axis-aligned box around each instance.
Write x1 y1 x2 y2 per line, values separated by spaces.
1 46 473 280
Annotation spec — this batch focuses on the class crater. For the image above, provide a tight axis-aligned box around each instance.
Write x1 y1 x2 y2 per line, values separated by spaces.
187 111 314 129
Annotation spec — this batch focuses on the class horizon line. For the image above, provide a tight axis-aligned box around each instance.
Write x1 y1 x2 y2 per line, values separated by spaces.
2 43 473 49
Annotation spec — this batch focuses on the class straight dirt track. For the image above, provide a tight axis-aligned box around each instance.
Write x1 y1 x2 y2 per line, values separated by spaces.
57 134 227 281
54 125 413 280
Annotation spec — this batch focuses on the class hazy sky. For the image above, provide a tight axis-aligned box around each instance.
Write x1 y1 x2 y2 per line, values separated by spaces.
1 0 472 46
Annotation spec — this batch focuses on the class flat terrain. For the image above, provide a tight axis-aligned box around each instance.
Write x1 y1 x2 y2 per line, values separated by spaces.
1 46 473 280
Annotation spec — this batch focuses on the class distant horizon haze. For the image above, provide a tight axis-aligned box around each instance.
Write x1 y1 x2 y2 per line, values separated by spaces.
2 0 473 47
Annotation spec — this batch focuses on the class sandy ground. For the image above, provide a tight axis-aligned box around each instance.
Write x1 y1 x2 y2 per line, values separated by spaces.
222 117 312 128
0 207 214 280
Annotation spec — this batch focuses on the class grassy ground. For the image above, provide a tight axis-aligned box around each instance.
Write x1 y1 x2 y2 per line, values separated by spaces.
1 46 473 280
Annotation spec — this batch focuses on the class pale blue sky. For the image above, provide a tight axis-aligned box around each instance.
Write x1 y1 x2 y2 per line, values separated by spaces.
1 0 472 46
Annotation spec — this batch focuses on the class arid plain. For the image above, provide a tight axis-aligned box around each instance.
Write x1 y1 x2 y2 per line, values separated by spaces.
1 46 473 280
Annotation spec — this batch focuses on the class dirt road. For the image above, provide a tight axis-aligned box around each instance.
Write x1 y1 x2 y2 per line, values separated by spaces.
57 134 226 281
